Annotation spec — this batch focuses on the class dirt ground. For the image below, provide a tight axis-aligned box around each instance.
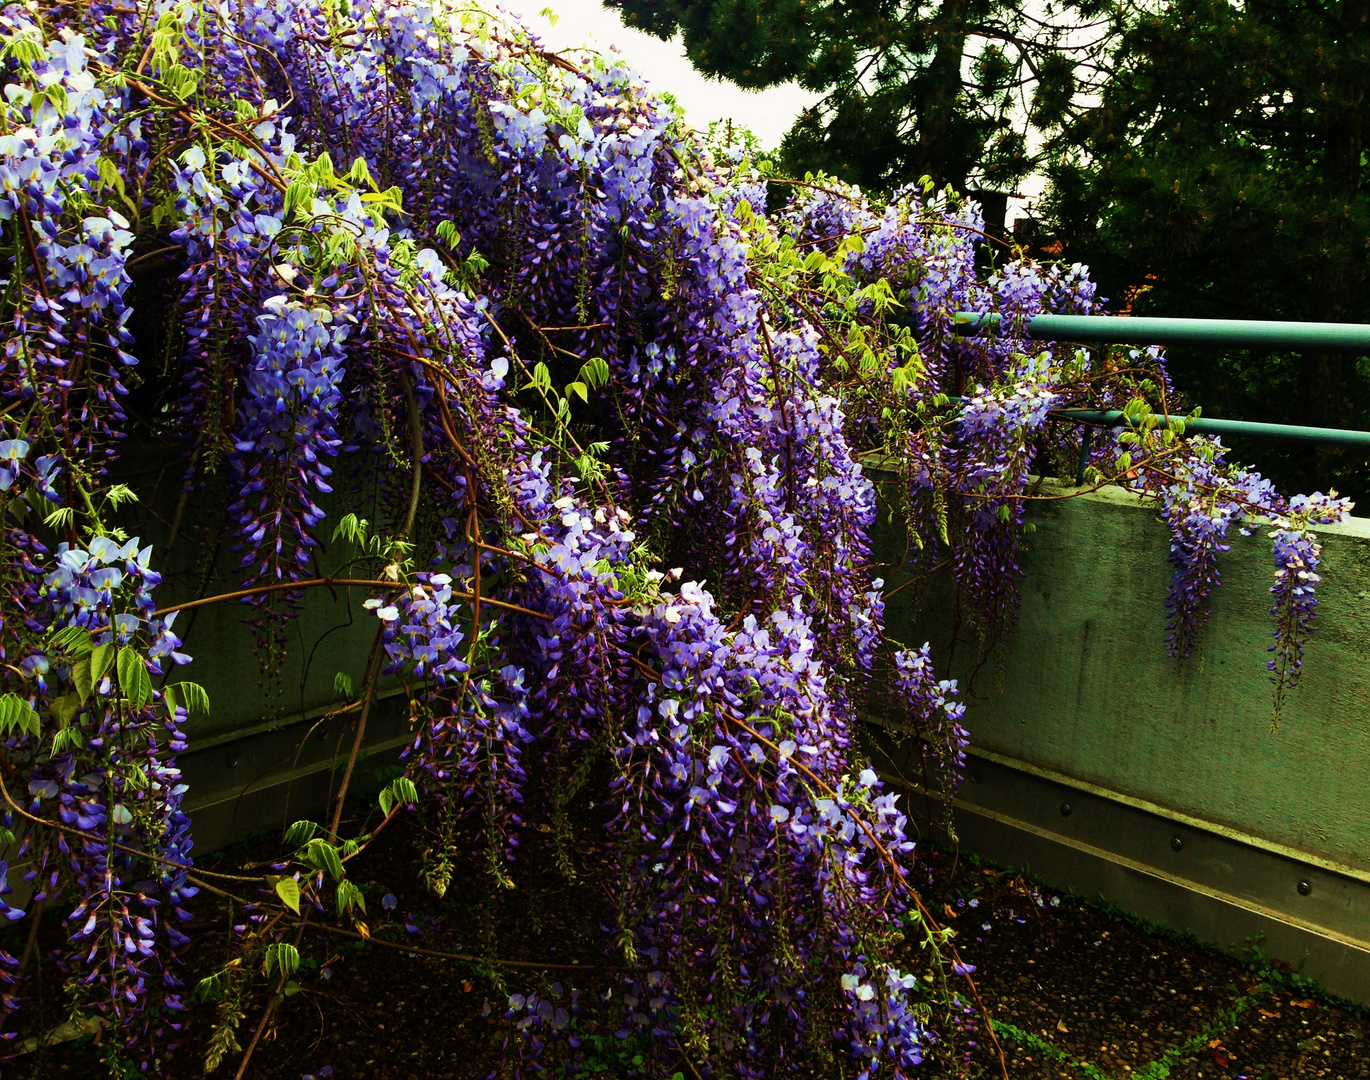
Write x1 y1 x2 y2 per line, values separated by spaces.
915 850 1368 1080
6 806 1366 1080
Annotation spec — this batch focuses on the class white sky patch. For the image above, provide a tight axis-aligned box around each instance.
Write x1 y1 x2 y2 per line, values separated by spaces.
511 0 823 150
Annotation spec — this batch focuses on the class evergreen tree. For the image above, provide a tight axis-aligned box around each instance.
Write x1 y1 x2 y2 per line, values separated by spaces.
605 0 1112 191
1037 0 1370 493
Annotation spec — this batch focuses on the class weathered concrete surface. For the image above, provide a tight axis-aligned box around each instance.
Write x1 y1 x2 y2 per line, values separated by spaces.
116 444 395 745
874 476 1370 875
112 438 1370 877
112 444 408 846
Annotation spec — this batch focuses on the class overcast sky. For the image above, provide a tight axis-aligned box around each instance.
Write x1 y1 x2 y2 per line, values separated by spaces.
510 0 822 149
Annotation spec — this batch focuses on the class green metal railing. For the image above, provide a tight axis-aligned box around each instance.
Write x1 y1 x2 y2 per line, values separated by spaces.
952 312 1370 354
1051 411 1370 448
951 312 1370 452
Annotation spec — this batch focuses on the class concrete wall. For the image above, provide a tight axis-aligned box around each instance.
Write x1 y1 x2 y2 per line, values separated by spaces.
874 475 1370 876
111 444 410 850
869 473 1370 997
97 443 1370 992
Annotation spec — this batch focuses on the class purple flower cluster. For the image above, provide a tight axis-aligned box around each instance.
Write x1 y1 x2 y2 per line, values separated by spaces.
891 643 969 811
229 297 348 585
0 18 136 474
0 1 1352 1074
1151 442 1280 658
612 577 928 1077
1266 492 1352 720
6 537 194 1046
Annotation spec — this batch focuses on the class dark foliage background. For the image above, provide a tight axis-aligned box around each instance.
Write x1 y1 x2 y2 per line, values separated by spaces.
1029 0 1370 503
603 0 1115 192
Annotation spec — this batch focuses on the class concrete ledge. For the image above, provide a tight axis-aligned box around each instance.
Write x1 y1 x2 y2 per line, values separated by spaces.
871 475 1370 874
179 692 412 852
866 474 1370 1001
871 737 1370 1003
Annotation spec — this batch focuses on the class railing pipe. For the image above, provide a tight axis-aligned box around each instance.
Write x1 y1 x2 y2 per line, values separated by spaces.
1057 410 1370 449
947 312 1370 446
952 313 1370 353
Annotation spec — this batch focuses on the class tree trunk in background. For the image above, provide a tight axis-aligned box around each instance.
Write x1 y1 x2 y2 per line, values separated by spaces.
913 0 970 186
1302 0 1369 433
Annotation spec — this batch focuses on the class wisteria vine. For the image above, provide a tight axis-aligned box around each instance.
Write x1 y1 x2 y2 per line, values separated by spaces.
0 1 1352 1077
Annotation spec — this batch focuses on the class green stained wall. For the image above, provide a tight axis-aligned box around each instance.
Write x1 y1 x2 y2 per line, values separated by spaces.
112 439 1370 873
108 444 411 849
116 443 398 741
873 475 1370 876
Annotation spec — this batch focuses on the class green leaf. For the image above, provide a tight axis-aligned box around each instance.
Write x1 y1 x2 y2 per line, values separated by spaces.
43 506 74 530
283 820 319 848
0 693 38 737
48 692 81 730
359 186 404 216
192 972 224 1003
333 671 354 699
567 380 588 404
166 681 209 717
273 877 301 915
345 155 377 191
283 179 313 218
166 64 200 100
117 646 152 709
579 356 610 389
435 219 461 247
336 879 365 916
8 35 44 66
331 512 368 544
304 838 344 881
49 626 93 658
71 657 94 705
91 642 116 683
528 361 552 392
264 941 300 977
51 727 83 754
378 776 418 816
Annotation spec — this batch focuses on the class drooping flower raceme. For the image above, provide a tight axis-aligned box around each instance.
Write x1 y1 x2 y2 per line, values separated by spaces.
0 2 1351 1076
1267 492 1352 723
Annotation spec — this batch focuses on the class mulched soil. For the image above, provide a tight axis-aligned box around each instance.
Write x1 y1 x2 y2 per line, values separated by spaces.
7 806 1368 1080
915 851 1370 1080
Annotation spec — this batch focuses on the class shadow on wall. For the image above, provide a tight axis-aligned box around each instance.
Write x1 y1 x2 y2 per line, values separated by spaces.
112 442 414 852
